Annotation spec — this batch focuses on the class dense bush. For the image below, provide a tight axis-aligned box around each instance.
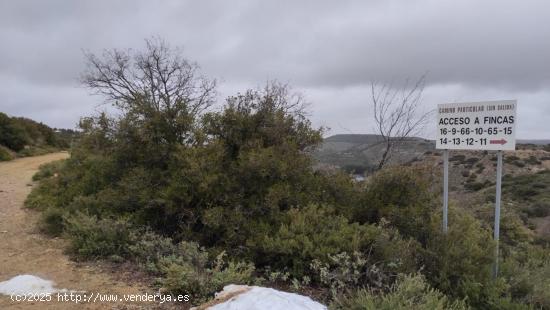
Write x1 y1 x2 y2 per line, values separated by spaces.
464 180 488 192
505 155 520 162
38 207 65 236
256 204 418 277
0 112 28 151
64 213 134 259
524 200 550 218
162 248 256 303
465 157 479 165
25 177 60 210
0 145 14 161
33 160 66 181
423 210 493 295
525 155 542 165
330 274 468 310
500 242 550 308
503 170 550 201
18 145 59 157
355 166 437 243
512 160 526 168
450 154 466 163
475 162 485 173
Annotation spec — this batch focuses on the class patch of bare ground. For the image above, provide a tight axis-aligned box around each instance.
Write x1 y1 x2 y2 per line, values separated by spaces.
0 153 190 309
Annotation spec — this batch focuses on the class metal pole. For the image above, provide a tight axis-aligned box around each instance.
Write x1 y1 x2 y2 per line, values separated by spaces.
493 150 503 278
443 149 449 233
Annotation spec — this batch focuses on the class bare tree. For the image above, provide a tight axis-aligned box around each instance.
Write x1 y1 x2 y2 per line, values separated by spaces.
81 37 216 123
81 38 217 148
371 75 432 170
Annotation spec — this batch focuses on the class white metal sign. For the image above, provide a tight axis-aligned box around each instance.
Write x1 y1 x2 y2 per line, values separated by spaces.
436 100 517 151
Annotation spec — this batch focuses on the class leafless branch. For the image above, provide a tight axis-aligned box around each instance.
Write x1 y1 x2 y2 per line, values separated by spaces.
370 74 432 170
81 37 217 119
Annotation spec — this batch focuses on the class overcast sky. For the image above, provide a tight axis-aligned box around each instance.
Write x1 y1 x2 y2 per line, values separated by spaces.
1 0 549 138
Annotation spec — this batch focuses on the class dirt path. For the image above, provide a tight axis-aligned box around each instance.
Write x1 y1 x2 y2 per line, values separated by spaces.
0 153 149 309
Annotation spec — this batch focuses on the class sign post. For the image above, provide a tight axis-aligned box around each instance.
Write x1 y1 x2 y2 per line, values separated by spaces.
436 100 517 277
443 149 449 233
493 150 503 277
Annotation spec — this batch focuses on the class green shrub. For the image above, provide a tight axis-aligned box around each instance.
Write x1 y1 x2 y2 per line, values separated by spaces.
500 243 550 309
464 181 486 191
330 274 468 310
357 166 436 242
450 155 466 163
523 200 550 218
39 207 65 236
465 157 479 165
0 145 14 161
161 247 256 303
533 235 550 248
33 159 66 181
525 156 541 165
500 211 533 245
18 145 59 157
512 160 526 168
0 112 29 151
503 170 550 202
475 163 485 174
421 209 526 309
310 251 392 297
0 112 74 152
24 179 60 210
63 213 134 259
255 204 418 278
127 230 180 274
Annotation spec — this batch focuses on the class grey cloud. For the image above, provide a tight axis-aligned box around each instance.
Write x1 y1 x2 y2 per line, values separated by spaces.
0 0 549 138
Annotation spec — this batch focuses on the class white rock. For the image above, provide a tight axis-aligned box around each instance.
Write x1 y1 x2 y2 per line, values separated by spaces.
201 284 327 310
0 275 60 295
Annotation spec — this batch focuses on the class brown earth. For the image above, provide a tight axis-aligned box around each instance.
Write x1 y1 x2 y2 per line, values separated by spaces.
0 153 177 309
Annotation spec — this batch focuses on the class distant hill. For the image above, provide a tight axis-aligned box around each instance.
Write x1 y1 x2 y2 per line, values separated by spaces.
518 139 550 145
313 134 550 173
313 134 435 172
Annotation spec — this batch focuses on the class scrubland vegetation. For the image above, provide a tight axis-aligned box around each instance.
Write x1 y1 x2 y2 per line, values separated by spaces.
26 40 550 309
0 112 75 160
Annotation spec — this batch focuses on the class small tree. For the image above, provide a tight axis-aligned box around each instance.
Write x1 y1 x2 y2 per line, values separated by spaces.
81 38 217 166
197 82 325 249
0 112 28 151
81 37 216 146
370 75 431 170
